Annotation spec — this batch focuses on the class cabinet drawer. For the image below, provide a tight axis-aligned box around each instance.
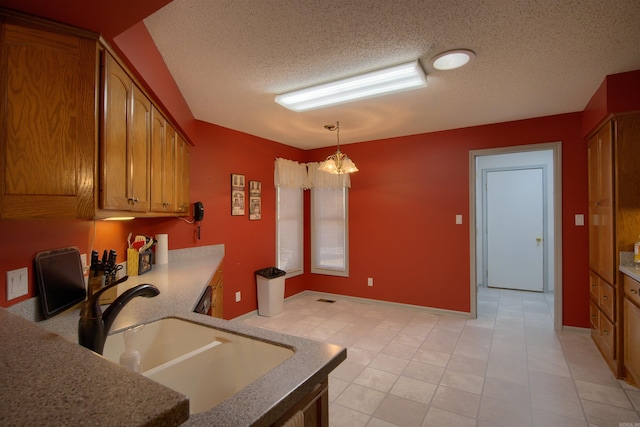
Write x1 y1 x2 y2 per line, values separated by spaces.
599 280 615 320
590 299 600 330
589 271 599 301
599 313 615 360
624 274 640 307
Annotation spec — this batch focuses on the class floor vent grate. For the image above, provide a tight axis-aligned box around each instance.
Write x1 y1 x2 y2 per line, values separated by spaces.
317 298 336 303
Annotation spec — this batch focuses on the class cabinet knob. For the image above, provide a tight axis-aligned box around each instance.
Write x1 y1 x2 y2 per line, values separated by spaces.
603 330 609 336
592 284 597 289
603 295 608 300
128 197 139 204
591 314 597 319
163 201 169 208
632 289 638 294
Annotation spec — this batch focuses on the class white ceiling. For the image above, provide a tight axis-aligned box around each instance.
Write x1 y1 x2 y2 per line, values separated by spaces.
143 0 640 149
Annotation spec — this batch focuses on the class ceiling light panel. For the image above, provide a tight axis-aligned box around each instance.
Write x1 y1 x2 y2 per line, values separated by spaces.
275 61 427 112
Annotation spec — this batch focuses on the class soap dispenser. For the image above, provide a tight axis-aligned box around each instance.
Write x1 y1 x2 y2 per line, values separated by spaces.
119 326 142 373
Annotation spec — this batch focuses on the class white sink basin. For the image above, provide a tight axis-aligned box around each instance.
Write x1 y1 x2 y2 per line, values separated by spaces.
102 317 294 413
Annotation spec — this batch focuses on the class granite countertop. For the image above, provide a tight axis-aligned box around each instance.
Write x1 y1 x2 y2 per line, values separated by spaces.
3 245 346 426
619 251 640 282
620 264 640 282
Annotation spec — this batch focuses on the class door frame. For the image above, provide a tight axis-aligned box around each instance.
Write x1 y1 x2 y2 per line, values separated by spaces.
482 165 548 292
468 142 563 331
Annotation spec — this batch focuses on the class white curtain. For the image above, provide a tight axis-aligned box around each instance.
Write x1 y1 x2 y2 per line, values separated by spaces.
274 158 308 189
306 162 351 189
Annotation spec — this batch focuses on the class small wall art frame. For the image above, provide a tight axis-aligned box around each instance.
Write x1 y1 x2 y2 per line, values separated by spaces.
231 173 245 216
249 180 261 220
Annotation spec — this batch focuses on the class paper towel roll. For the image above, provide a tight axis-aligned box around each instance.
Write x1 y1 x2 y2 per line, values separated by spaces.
155 234 168 265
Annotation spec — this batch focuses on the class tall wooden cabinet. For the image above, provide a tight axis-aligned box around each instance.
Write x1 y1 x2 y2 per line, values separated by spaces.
0 15 97 219
588 112 640 377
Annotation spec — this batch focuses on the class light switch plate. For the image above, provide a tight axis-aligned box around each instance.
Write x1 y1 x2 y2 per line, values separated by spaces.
235 291 241 302
7 267 28 300
456 214 463 225
575 214 584 226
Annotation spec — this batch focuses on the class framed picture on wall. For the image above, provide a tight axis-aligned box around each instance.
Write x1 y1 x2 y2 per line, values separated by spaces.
249 180 261 220
231 173 245 216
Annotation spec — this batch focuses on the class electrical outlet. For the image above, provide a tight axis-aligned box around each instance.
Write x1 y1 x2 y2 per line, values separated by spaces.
7 267 28 300
235 291 241 302
368 278 373 287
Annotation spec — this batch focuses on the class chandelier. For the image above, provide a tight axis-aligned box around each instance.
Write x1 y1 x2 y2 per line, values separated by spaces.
317 122 358 174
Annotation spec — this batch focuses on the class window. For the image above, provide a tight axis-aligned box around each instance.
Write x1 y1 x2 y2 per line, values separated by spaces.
311 186 349 276
276 187 303 277
275 158 307 277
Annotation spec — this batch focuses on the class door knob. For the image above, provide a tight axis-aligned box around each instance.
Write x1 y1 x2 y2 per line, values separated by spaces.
536 237 543 243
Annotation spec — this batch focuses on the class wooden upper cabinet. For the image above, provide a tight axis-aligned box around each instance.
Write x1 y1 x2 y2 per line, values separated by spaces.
101 52 151 212
150 106 176 212
0 21 97 218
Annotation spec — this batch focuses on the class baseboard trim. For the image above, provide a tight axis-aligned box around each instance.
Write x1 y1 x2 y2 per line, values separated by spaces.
562 325 590 334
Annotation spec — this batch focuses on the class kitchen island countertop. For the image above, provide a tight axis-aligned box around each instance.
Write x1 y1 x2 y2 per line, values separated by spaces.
3 245 346 426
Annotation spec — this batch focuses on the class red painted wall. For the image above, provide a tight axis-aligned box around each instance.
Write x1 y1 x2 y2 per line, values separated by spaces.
582 70 640 136
307 113 589 327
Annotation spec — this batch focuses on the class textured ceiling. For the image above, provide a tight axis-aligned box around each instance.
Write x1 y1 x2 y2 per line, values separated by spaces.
144 0 640 149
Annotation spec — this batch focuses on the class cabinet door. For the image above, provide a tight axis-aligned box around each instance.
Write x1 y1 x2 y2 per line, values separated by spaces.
101 53 150 211
150 107 175 212
0 24 96 218
129 86 151 211
587 123 614 284
101 53 129 210
625 298 640 385
150 107 165 211
175 134 190 213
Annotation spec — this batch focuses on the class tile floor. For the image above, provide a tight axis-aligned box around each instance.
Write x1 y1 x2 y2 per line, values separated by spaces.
237 287 640 427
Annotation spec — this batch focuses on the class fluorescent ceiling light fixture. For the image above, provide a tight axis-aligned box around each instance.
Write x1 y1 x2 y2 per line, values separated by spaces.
275 61 427 112
432 49 475 71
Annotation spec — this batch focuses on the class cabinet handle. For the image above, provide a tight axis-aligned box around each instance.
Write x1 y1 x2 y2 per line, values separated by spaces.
592 284 597 289
603 295 608 300
603 330 609 336
163 201 169 208
632 289 638 294
592 314 597 319
128 197 139 204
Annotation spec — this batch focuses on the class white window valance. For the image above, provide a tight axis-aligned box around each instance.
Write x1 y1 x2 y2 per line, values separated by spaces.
274 158 309 189
306 162 351 189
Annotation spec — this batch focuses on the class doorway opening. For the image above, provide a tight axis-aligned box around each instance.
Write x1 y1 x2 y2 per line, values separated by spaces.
468 142 563 331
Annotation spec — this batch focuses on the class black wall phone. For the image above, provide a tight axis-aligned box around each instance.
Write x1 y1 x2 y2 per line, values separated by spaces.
193 201 204 221
193 202 204 240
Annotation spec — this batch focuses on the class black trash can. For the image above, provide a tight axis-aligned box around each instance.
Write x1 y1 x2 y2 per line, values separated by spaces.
255 267 286 316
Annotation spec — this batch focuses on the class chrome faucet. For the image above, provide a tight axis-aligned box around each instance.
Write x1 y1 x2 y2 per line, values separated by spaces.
78 279 160 355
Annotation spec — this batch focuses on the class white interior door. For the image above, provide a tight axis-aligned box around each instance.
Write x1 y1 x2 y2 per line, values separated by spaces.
486 168 544 291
